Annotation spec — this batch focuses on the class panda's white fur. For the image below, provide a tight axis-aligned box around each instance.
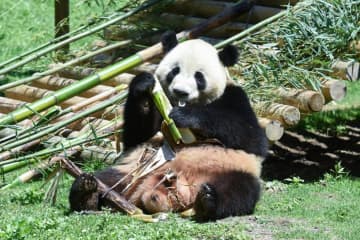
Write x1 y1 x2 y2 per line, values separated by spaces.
69 31 268 222
155 39 227 105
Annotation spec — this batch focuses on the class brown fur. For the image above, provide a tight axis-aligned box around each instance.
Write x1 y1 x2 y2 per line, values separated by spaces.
112 145 261 213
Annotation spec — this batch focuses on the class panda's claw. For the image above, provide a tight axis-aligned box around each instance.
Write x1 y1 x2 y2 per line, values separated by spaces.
76 173 98 193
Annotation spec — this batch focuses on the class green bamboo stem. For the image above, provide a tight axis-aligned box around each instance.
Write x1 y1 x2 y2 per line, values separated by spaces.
0 40 131 91
0 130 115 168
0 0 251 128
0 159 37 174
0 0 162 76
0 91 128 152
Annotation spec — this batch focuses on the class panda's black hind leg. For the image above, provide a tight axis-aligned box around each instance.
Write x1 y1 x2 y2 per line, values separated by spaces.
69 173 100 212
194 171 261 222
194 183 218 222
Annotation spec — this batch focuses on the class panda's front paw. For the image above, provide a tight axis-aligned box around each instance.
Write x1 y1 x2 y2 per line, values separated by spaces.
169 107 200 130
194 183 217 222
130 72 155 97
75 173 98 193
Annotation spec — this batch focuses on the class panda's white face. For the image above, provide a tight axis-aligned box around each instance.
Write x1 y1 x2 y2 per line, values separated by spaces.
155 39 227 105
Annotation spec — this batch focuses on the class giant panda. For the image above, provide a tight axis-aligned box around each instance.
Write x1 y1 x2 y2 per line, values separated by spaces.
69 31 268 222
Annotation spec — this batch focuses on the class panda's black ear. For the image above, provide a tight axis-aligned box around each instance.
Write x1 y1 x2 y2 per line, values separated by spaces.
161 30 178 54
218 45 239 67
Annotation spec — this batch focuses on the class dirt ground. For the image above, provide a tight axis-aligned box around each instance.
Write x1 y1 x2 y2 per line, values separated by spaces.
263 120 360 181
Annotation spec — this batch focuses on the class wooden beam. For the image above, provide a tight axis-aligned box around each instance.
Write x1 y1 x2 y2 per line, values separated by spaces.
55 0 70 52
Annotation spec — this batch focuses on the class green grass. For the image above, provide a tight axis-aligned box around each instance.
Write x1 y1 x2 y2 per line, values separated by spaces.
1 171 360 239
0 0 127 73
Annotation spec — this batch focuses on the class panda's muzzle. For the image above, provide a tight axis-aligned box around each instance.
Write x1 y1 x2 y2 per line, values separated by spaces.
173 89 189 100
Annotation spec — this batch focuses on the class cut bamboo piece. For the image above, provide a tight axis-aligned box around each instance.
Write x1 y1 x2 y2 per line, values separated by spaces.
32 76 114 98
256 103 301 126
331 60 359 81
4 85 85 109
277 88 325 112
258 118 284 141
320 79 347 103
160 13 249 38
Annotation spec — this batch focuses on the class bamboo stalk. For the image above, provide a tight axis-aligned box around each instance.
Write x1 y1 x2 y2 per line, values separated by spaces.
4 85 86 109
0 92 127 152
277 88 325 112
0 0 252 128
56 66 135 86
258 118 284 141
31 76 114 98
0 159 37 174
0 41 131 92
60 158 138 214
321 79 347 103
0 0 163 75
256 103 301 126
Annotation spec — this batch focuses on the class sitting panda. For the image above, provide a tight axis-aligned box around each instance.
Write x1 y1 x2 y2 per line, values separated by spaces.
69 31 268 222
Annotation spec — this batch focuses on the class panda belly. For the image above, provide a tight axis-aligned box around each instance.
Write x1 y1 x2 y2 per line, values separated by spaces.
127 145 262 216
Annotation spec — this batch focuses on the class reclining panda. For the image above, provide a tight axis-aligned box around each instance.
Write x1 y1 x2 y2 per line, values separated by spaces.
69 31 268 222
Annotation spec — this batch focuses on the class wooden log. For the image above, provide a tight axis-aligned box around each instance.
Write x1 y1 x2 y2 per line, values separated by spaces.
255 103 301 126
168 1 282 24
258 118 284 141
0 97 26 114
321 79 347 103
60 158 138 214
79 145 119 164
159 13 249 38
349 40 360 52
31 75 114 98
277 88 325 112
331 60 359 81
4 85 86 109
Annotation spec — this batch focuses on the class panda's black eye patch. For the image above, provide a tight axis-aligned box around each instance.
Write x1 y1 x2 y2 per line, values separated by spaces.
166 66 180 84
195 71 206 90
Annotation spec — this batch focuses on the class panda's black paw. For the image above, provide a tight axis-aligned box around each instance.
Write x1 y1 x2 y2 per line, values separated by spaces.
194 183 217 222
169 107 201 130
130 72 155 97
75 173 98 193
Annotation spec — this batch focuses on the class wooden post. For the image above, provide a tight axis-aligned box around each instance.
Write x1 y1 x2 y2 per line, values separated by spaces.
55 0 70 52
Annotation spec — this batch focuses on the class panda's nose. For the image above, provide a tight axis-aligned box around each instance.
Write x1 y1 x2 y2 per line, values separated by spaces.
173 89 189 99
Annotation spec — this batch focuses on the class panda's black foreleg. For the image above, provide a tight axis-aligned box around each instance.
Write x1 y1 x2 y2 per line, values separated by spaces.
69 173 100 212
123 72 162 150
194 171 261 222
